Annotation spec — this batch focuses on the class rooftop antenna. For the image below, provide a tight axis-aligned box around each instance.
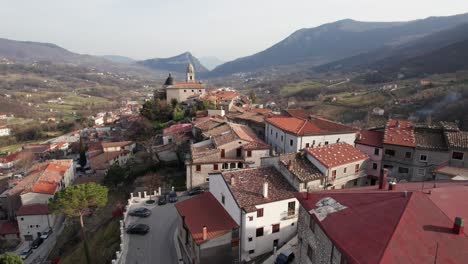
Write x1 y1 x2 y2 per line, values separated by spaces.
433 242 439 264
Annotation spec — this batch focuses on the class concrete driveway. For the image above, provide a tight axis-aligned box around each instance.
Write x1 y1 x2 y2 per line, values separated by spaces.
125 197 183 264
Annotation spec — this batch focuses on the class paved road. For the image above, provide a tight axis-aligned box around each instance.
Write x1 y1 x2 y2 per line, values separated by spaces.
16 216 65 264
125 199 181 264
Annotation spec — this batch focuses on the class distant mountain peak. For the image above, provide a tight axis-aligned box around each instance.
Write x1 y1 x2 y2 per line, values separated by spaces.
137 52 208 73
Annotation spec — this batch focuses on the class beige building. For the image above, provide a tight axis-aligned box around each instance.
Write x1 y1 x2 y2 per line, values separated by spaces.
186 122 270 190
164 63 206 103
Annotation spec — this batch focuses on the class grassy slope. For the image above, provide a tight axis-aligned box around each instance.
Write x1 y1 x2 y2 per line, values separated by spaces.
280 80 323 96
49 190 127 264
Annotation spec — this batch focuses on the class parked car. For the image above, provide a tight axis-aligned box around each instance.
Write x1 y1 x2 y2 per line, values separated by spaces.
19 248 33 260
31 237 44 249
157 195 167 205
126 224 150 235
168 191 178 203
128 207 152 217
40 228 53 240
275 249 295 264
188 187 205 196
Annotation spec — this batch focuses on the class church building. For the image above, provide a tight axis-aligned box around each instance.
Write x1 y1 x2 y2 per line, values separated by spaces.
164 63 206 103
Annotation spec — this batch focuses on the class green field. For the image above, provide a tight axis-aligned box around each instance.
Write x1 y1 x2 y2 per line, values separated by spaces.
280 80 324 96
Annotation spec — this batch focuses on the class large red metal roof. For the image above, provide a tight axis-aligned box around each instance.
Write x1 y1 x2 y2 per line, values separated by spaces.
296 182 468 263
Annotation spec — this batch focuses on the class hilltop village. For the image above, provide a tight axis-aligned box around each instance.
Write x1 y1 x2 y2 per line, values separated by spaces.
0 64 466 264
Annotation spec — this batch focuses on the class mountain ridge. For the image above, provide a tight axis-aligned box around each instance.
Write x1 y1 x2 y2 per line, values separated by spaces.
209 13 468 77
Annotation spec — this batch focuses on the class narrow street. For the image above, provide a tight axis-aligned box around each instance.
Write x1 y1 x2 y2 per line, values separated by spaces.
15 216 65 264
125 198 183 264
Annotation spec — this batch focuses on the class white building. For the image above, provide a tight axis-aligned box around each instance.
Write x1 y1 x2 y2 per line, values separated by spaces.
12 159 74 241
265 115 357 154
355 130 384 185
305 142 369 189
0 126 11 137
19 159 75 206
186 123 270 190
209 167 298 262
16 204 55 241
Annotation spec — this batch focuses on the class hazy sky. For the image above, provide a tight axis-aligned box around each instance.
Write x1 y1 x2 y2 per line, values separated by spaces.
1 0 468 61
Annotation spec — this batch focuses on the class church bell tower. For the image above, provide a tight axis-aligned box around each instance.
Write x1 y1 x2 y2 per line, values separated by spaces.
186 63 195 82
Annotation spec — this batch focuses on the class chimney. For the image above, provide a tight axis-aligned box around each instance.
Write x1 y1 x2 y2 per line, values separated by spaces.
388 181 397 191
202 226 208 240
231 176 236 186
379 169 388 190
453 217 464 235
396 120 400 127
287 160 292 170
356 132 362 141
263 182 268 198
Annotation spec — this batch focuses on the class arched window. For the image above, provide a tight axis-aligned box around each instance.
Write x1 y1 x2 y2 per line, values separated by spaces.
238 162 243 169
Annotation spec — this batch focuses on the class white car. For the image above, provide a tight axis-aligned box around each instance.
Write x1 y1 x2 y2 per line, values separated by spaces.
19 248 33 260
40 228 53 239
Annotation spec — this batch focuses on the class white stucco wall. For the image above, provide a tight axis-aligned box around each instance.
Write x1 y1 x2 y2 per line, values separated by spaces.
356 143 382 177
209 174 299 261
166 88 205 103
265 123 356 154
242 198 299 260
17 214 55 241
209 174 241 224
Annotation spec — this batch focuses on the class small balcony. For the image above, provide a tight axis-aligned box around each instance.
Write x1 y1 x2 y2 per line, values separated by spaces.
280 209 299 220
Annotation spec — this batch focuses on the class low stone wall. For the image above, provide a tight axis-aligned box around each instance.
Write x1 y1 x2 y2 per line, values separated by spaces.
111 188 161 264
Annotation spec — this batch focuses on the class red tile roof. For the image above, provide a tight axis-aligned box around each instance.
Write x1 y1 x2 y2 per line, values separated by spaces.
7 160 73 196
306 143 368 168
214 91 238 100
0 221 19 235
221 167 296 212
285 109 310 119
163 123 192 136
167 81 203 89
383 119 416 147
0 152 21 163
242 107 272 114
296 182 468 264
101 141 134 149
265 116 357 136
16 204 50 216
355 130 384 148
175 192 238 245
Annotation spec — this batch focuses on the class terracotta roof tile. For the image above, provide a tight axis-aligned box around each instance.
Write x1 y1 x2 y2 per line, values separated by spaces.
221 167 296 212
383 119 416 147
175 192 238 245
279 153 324 182
16 204 50 216
163 123 192 136
167 81 203 89
285 109 310 119
306 143 368 168
445 131 468 150
101 141 133 149
0 221 19 235
266 116 357 136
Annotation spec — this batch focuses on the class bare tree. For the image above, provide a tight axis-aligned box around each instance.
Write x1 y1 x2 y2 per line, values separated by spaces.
144 172 161 201
15 152 35 174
